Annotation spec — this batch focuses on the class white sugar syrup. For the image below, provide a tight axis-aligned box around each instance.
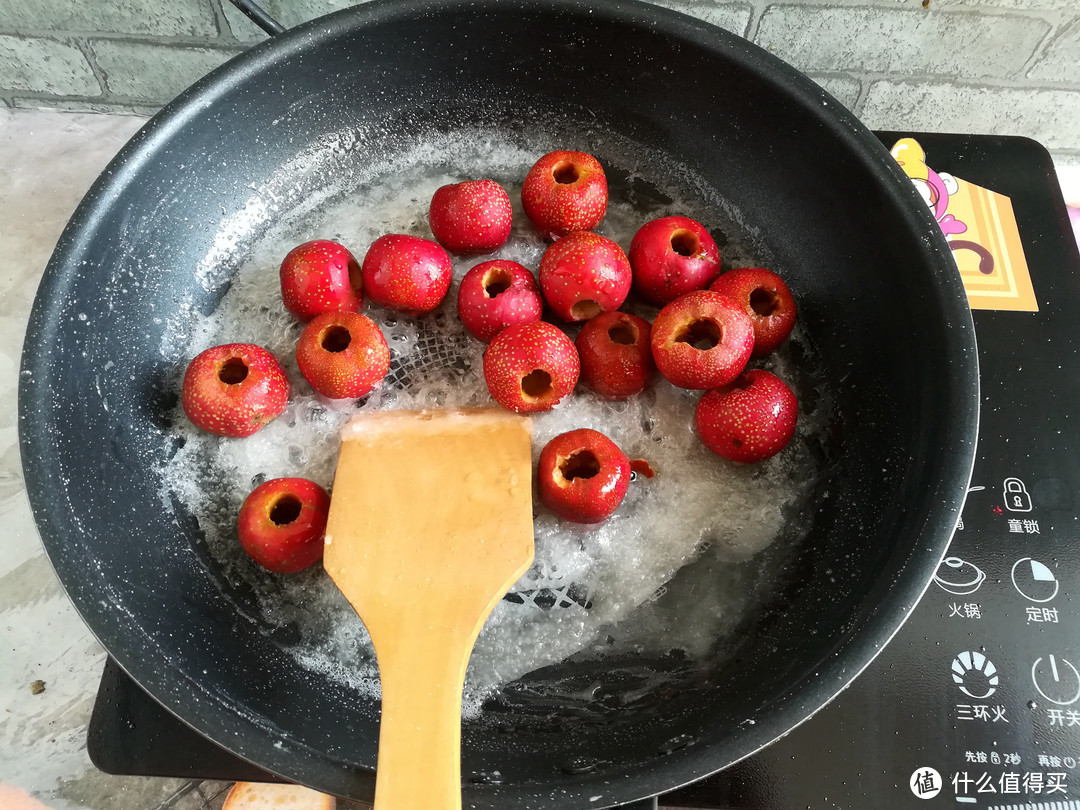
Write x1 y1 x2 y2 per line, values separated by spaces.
161 127 831 717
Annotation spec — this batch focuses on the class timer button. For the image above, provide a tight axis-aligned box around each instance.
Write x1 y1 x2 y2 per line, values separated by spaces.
1011 557 1060 603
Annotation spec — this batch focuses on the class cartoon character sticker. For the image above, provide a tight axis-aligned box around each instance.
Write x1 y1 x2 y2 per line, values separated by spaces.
891 138 1037 312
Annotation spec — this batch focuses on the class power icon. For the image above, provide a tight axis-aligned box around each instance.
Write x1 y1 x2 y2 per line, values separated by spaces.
1031 655 1080 706
1003 477 1033 512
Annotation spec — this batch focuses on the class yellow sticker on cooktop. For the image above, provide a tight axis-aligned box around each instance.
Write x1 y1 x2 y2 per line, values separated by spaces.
891 137 1037 312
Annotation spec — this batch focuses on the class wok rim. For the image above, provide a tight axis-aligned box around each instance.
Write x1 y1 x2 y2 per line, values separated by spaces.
18 0 979 804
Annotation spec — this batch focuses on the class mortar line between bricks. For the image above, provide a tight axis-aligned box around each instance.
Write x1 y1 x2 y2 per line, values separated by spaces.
72 38 109 100
1020 17 1078 79
758 0 1069 23
7 88 163 103
6 87 171 113
743 0 769 41
8 96 162 114
853 71 1080 93
0 28 250 48
800 70 864 111
205 0 237 43
849 79 872 119
1016 21 1056 78
154 780 202 810
80 39 115 99
81 38 246 59
198 781 234 800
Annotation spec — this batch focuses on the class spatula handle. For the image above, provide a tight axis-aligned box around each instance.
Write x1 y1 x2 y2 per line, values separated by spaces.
372 624 471 810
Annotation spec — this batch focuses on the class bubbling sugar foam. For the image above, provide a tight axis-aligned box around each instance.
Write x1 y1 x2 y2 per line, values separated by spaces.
161 126 830 717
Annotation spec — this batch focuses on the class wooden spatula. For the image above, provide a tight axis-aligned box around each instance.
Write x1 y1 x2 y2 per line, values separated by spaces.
323 408 534 810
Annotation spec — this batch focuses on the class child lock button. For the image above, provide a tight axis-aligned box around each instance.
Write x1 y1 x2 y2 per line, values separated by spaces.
1003 477 1032 512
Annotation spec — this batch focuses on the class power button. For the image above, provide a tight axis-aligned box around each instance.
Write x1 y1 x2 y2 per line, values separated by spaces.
1031 655 1080 706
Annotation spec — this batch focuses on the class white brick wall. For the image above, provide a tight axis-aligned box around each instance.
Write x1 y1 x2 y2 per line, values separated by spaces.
862 80 1080 151
755 6 1050 79
808 74 863 109
1 0 1077 162
1028 16 1080 82
0 35 99 96
222 0 361 40
0 0 218 37
645 0 754 36
90 41 239 100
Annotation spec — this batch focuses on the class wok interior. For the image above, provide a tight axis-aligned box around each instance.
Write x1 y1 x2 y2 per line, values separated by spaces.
24 1 974 805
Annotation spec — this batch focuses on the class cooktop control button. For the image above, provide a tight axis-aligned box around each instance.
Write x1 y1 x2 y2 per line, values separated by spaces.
934 557 986 596
1003 477 1033 512
1012 557 1060 603
953 651 999 699
1031 655 1080 706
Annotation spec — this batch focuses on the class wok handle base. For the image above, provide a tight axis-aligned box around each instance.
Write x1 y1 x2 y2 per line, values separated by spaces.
224 0 285 37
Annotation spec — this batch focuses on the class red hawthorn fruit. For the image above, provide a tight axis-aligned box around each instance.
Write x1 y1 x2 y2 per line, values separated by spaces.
538 230 632 322
279 239 363 321
482 320 579 413
537 428 631 524
521 150 608 239
575 310 654 400
295 311 390 400
457 260 544 343
181 343 289 438
360 234 453 314
237 477 330 573
695 369 798 463
710 267 797 356
650 290 754 390
629 215 722 306
428 179 513 254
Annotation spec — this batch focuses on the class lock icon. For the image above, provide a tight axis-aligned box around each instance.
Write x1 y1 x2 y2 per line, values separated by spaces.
1003 477 1033 512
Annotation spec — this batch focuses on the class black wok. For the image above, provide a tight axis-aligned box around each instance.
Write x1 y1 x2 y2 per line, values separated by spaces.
18 0 978 806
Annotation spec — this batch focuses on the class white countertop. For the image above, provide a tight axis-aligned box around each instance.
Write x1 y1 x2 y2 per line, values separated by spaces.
0 108 233 810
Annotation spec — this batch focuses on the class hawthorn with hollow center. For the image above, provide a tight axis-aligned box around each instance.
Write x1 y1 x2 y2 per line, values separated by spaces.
650 291 753 390
538 429 630 524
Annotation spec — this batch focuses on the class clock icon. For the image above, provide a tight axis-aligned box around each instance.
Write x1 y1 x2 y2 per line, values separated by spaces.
1011 558 1059 603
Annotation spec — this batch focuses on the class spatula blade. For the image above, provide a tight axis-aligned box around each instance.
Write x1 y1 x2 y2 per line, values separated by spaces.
322 408 535 810
324 407 534 617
